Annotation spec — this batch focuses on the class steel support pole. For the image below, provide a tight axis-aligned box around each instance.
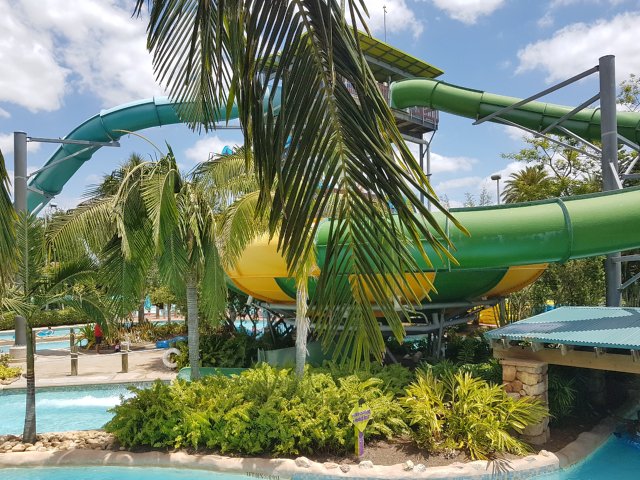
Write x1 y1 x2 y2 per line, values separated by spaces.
599 55 622 307
426 141 431 212
13 131 27 214
11 132 28 361
496 178 500 205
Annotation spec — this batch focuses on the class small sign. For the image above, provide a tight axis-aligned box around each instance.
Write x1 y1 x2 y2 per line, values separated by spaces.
349 400 371 456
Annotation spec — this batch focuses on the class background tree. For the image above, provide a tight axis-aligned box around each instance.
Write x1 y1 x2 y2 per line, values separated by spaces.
502 165 551 203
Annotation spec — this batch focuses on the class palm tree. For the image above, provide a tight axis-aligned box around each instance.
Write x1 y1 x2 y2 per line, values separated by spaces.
198 147 316 378
502 165 551 204
50 148 226 381
133 0 466 367
3 213 109 443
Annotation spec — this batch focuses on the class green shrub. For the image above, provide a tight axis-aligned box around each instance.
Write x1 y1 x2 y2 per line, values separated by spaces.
309 362 414 397
420 359 503 385
400 369 548 460
0 354 21 380
105 364 408 455
0 309 92 331
174 326 294 370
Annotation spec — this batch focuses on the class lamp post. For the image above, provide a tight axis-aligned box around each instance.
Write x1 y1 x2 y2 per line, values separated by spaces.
491 174 502 205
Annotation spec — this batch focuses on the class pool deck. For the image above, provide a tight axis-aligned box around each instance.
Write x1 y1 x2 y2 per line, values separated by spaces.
0 346 177 390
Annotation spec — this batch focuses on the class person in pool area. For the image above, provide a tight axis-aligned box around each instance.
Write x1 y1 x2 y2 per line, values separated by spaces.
94 323 103 354
114 341 121 353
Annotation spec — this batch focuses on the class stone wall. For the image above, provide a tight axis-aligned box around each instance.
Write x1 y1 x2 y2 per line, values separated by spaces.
501 358 549 445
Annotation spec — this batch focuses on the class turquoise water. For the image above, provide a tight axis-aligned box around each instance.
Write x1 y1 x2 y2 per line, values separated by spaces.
0 340 87 354
0 328 69 341
535 436 640 479
0 384 137 435
0 467 253 480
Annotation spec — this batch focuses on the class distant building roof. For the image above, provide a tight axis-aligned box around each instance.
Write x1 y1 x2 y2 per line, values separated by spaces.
485 306 640 350
355 31 444 82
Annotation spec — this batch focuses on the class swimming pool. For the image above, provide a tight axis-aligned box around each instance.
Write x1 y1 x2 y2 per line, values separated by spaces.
534 435 639 479
0 340 87 354
0 383 149 435
0 467 255 480
0 328 70 341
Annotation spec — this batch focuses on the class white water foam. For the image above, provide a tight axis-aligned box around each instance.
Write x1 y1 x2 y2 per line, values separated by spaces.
37 393 134 408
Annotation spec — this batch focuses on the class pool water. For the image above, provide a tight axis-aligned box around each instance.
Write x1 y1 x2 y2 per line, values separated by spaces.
0 340 87 354
0 384 139 435
0 467 254 480
0 328 69 341
535 436 640 479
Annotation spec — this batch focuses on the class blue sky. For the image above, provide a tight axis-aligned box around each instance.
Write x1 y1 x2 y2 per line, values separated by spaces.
1 0 640 210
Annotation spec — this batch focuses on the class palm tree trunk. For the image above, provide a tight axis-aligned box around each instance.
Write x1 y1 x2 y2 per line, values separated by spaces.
23 325 37 443
167 304 171 324
295 283 309 379
186 279 200 381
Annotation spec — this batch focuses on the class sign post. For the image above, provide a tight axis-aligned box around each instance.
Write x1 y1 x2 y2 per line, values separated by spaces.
349 399 371 456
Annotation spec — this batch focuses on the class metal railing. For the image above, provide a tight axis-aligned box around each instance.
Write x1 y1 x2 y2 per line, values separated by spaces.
344 80 439 124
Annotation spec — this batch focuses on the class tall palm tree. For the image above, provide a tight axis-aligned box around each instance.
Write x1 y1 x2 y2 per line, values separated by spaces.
50 148 226 381
3 213 109 443
134 0 466 367
502 165 551 204
198 147 316 378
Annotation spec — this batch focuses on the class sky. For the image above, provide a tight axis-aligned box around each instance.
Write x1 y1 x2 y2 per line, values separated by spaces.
2 0 640 210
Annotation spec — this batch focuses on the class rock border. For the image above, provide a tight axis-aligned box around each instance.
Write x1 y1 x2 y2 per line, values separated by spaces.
2 393 639 479
0 448 559 480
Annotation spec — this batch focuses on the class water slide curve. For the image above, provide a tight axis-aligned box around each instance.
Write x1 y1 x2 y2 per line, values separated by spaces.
26 81 640 307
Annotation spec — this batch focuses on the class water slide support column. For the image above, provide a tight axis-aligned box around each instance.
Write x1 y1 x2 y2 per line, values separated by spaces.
599 55 622 307
10 132 28 361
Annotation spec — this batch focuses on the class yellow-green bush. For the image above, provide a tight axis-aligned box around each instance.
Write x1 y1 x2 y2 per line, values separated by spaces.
400 369 549 460
105 364 408 454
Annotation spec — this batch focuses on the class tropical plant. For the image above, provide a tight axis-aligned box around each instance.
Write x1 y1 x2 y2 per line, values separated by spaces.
400 369 548 460
0 353 21 381
3 213 110 442
133 0 465 369
106 363 408 454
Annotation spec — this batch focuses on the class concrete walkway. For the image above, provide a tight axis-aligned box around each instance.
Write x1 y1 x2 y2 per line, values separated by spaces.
1 346 177 390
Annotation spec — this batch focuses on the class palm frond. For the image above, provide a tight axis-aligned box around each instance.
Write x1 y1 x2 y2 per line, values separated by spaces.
218 191 271 270
0 148 17 289
47 197 116 261
136 0 469 367
16 213 45 297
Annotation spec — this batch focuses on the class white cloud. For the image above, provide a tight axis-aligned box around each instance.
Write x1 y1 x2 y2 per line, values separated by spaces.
550 0 629 7
503 125 526 142
434 176 483 192
85 174 101 184
516 13 640 83
0 108 10 119
362 0 423 39
0 0 164 112
185 136 240 163
537 12 554 28
403 142 479 174
424 0 506 25
0 133 41 154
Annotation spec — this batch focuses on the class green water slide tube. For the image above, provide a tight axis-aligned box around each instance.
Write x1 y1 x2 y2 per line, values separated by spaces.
26 89 281 213
389 78 640 144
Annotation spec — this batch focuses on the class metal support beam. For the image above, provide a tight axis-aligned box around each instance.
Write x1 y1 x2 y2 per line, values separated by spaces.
620 271 640 291
495 118 600 159
474 65 599 125
555 126 602 154
600 55 622 307
540 93 600 134
14 132 28 214
613 255 640 263
27 137 120 147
